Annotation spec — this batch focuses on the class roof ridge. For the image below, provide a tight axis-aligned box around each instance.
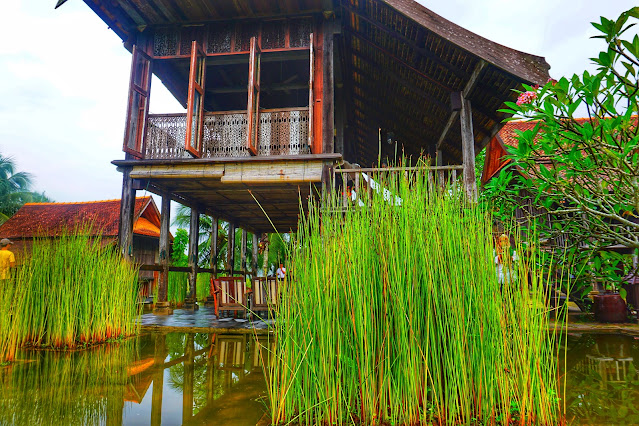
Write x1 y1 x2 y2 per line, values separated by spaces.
24 196 151 206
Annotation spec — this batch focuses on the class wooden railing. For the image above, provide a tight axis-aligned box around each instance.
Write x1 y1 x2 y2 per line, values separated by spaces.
145 107 311 159
332 165 465 206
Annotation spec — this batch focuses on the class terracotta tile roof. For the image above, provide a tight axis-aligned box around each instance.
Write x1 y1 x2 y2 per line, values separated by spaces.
133 217 160 238
496 117 630 149
0 197 153 239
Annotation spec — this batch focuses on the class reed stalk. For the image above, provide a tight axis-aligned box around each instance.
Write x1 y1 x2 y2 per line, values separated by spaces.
267 165 564 425
0 225 141 361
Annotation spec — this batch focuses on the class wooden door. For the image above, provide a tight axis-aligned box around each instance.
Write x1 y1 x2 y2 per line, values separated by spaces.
246 36 261 156
185 41 206 157
123 45 152 158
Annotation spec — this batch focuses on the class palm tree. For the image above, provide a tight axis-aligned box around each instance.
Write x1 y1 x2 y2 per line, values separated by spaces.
172 204 288 273
0 155 52 223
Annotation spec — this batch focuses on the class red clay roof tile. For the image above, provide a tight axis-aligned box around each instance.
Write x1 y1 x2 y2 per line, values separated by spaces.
0 197 152 239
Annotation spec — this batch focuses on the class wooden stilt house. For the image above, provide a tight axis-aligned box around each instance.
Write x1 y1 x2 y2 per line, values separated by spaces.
63 0 550 313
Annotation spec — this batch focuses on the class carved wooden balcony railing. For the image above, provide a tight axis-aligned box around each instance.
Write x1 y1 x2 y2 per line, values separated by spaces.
145 107 311 159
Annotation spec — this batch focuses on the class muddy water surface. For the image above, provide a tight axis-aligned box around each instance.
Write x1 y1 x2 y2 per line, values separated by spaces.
1 332 638 425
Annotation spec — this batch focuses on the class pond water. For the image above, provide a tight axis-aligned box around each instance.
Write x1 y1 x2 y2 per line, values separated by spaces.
0 331 637 425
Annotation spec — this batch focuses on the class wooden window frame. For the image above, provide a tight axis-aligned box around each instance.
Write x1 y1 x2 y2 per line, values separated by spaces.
308 33 314 151
185 40 206 158
123 45 152 158
246 36 261 156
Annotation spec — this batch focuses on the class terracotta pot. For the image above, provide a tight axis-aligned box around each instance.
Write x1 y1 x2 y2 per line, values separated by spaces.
593 293 627 323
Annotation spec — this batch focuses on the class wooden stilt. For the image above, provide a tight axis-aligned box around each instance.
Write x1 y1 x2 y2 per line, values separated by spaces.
151 334 166 426
204 216 219 307
118 167 136 261
182 334 195 423
154 194 173 315
228 222 236 275
185 205 200 310
252 233 259 275
460 95 478 202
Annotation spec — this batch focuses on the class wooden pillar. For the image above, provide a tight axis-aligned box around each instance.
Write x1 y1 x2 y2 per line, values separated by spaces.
182 334 195 423
241 229 248 275
322 19 336 154
206 334 217 402
154 195 173 315
227 222 236 275
252 233 259 275
151 333 166 426
118 168 136 260
460 95 478 202
205 216 219 306
185 206 199 310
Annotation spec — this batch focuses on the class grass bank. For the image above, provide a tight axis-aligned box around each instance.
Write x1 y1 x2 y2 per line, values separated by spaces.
268 167 564 425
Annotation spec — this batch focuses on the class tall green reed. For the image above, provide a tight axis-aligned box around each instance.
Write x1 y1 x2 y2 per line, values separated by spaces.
267 166 564 425
0 225 141 361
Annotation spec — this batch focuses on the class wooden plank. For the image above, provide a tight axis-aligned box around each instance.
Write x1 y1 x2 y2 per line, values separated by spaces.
220 160 324 184
113 153 342 166
460 96 478 202
129 166 224 179
118 167 136 260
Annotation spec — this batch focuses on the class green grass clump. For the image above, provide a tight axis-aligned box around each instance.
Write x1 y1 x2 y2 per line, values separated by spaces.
167 271 188 305
0 227 141 361
268 167 563 425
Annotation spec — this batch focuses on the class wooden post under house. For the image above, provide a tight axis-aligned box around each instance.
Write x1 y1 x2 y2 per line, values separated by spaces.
204 216 219 307
227 222 236 276
154 194 173 315
185 205 199 310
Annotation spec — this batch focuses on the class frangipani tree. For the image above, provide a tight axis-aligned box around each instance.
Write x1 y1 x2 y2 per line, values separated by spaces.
484 7 639 305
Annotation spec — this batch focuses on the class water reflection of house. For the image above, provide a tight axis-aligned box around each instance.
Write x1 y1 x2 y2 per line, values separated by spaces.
125 358 156 403
0 197 169 298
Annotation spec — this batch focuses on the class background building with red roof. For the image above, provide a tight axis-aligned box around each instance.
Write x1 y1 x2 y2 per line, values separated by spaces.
0 196 167 298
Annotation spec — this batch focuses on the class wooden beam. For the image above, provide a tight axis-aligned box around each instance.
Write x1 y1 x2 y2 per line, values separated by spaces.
437 60 486 150
460 96 478 202
349 53 449 113
118 167 136 261
344 29 454 92
341 1 470 82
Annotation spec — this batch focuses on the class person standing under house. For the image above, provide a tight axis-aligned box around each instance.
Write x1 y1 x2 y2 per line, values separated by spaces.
276 263 286 280
0 238 15 281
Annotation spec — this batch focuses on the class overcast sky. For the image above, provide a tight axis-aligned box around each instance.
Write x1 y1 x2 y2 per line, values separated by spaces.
0 0 635 202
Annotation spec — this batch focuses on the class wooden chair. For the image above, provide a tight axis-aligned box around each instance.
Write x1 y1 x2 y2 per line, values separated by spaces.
212 276 248 318
252 277 279 316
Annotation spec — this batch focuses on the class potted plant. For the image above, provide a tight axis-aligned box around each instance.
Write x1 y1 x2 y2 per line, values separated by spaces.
590 251 629 323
